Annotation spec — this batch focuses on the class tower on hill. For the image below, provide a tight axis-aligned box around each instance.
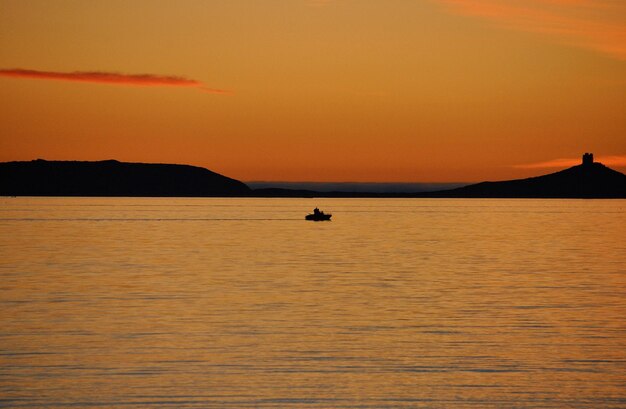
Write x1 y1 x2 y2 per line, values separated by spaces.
582 153 594 165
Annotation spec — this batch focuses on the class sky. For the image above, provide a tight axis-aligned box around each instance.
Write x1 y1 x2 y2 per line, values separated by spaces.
1 0 625 182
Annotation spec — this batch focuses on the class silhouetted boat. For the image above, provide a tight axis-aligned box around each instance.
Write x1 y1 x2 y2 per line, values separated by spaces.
306 213 331 221
306 208 331 221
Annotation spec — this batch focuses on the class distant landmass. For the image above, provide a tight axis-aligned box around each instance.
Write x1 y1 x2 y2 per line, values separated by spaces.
1 154 624 198
251 154 625 198
246 181 468 194
0 159 250 197
427 154 626 198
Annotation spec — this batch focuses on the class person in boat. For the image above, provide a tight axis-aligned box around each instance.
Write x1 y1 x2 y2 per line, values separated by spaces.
307 207 331 220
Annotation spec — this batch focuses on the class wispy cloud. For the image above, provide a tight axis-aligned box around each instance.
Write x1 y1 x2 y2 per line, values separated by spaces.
197 86 234 95
514 157 580 169
435 0 626 60
0 68 232 94
515 154 626 168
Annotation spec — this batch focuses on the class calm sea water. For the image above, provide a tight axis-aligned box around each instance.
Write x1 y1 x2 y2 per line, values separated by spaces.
1 197 625 408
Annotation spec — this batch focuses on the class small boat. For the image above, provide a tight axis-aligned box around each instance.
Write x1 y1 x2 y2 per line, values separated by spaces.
305 207 332 221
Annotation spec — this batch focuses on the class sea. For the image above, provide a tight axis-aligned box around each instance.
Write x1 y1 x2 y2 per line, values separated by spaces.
1 197 625 408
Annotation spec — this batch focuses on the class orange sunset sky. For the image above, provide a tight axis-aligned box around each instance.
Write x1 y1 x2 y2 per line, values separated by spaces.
1 0 625 182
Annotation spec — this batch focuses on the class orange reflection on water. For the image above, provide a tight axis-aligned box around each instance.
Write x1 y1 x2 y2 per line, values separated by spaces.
1 198 625 407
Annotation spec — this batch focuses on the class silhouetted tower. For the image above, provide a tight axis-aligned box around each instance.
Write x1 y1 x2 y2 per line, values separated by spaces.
582 153 593 165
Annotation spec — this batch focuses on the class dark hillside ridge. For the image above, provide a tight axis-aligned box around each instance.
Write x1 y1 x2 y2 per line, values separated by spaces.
0 159 251 197
2 154 624 198
429 158 626 198
249 155 626 198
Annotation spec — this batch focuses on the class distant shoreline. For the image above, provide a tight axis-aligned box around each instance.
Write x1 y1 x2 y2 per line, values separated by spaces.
245 181 469 194
2 157 625 199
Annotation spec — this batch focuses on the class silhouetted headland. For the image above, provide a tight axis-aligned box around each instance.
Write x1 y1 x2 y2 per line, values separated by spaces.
2 154 624 198
427 153 626 198
0 159 250 197
254 154 625 198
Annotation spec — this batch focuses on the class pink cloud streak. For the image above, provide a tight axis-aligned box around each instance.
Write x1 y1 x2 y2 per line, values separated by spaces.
515 155 626 169
0 68 231 94
435 0 626 60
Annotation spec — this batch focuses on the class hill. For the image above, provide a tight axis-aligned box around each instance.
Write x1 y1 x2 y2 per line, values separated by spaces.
2 155 624 198
430 157 626 198
247 154 626 198
0 159 251 197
